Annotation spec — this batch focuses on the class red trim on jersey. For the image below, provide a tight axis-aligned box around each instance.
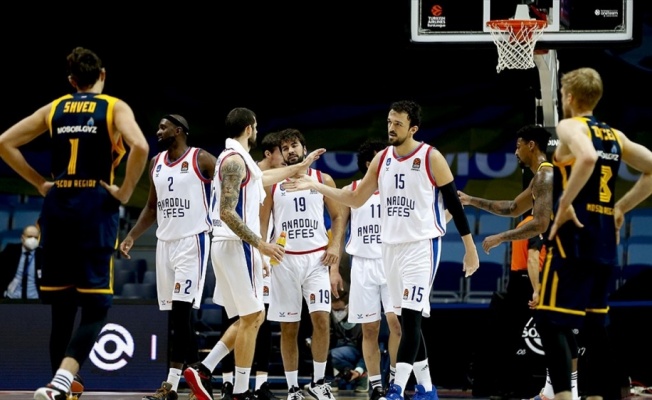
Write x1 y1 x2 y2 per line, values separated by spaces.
285 246 328 255
392 142 426 162
164 147 192 167
315 169 323 183
376 147 390 182
151 153 162 177
192 148 212 183
424 146 437 186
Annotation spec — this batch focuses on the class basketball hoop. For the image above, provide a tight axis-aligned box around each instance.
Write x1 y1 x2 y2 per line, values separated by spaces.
487 19 547 73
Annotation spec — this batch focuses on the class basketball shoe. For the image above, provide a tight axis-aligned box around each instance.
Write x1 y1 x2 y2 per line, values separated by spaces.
412 385 439 400
288 386 305 400
255 382 280 400
306 379 335 400
34 384 67 400
183 362 214 400
370 386 385 400
380 384 404 400
142 381 178 400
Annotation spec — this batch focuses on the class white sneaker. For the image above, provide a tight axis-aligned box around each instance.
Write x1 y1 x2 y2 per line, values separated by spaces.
288 386 305 400
306 379 335 400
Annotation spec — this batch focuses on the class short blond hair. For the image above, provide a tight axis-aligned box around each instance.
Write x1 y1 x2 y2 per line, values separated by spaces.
560 67 603 112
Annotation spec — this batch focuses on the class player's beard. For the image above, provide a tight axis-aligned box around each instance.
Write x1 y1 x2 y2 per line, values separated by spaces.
157 136 176 152
285 153 305 166
248 135 257 150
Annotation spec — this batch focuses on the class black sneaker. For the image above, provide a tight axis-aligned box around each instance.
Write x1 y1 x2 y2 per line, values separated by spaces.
183 363 213 400
370 387 385 400
233 390 257 400
255 382 280 400
222 381 234 400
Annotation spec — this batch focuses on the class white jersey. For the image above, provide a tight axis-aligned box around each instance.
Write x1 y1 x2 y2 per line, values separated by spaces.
153 147 212 241
271 168 329 252
211 149 263 241
377 143 446 244
345 179 382 259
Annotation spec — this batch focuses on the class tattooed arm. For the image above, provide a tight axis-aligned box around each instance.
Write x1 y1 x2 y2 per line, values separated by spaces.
481 166 553 253
220 155 263 247
220 155 285 262
458 186 534 217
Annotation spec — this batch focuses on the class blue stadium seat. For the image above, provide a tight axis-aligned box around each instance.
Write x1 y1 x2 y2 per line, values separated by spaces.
114 269 137 296
142 270 157 285
477 212 512 235
464 261 504 303
114 258 148 283
0 193 22 207
620 263 652 286
10 203 42 230
0 229 23 251
118 283 157 300
625 239 652 266
440 241 466 263
628 214 652 239
430 261 466 303
444 210 477 239
475 235 508 267
0 206 12 231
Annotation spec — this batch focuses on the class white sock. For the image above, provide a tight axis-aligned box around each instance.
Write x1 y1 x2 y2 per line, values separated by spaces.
286 370 299 390
223 372 234 385
234 367 251 394
542 369 555 399
313 360 327 383
370 374 383 389
413 359 432 390
571 370 579 400
50 369 74 392
395 362 414 395
203 341 230 371
390 366 397 383
167 368 182 391
256 373 268 390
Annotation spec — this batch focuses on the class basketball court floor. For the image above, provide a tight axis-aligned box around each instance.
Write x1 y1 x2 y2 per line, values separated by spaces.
0 389 477 400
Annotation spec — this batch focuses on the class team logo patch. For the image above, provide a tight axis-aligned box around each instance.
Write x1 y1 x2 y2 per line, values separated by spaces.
181 161 189 173
263 286 269 297
309 293 316 304
411 158 421 171
403 288 409 300
310 189 318 194
174 282 181 293
156 165 162 172
385 158 392 171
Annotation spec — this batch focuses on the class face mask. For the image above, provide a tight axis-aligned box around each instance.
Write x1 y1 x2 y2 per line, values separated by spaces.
333 307 348 323
24 237 39 250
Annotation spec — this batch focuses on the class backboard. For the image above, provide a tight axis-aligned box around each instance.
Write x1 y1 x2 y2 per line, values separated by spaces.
410 0 636 47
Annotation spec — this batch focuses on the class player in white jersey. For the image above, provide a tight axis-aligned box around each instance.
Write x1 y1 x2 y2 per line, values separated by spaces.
119 114 215 400
283 101 480 400
184 109 325 400
260 128 346 400
341 138 401 400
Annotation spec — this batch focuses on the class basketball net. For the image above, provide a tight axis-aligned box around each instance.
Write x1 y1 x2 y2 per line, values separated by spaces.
487 5 547 73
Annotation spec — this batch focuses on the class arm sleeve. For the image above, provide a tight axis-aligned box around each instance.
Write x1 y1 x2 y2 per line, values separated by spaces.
440 180 471 236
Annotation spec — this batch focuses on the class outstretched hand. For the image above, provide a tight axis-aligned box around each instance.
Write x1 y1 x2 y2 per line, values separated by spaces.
301 148 326 167
283 175 315 192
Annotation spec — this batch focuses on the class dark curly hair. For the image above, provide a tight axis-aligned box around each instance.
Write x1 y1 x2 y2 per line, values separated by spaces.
357 138 387 174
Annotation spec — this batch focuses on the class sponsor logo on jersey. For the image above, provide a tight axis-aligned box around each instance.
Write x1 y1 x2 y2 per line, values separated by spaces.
411 158 421 171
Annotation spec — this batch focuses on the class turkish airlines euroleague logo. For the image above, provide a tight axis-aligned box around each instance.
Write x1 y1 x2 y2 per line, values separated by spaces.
430 4 443 16
89 323 135 370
